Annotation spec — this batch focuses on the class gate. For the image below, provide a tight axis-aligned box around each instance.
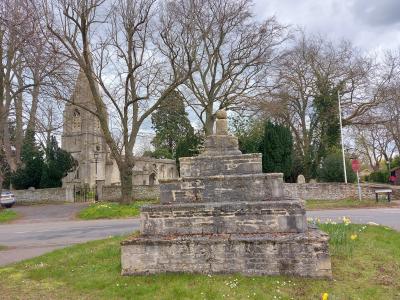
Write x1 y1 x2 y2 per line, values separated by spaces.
73 185 97 203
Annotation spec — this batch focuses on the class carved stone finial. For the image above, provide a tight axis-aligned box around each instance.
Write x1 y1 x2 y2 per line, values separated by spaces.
215 109 228 135
215 109 227 119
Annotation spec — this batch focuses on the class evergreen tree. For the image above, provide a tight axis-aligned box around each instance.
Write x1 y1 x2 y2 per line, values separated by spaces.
317 151 356 183
230 116 264 154
151 91 194 158
40 136 77 188
311 80 341 177
175 131 203 172
262 122 293 180
11 131 44 189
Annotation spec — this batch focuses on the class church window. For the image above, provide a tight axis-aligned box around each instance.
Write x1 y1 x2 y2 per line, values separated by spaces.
72 109 81 132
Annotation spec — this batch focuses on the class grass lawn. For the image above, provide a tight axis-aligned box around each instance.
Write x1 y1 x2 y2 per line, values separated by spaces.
0 209 18 223
0 223 399 299
306 198 398 210
77 200 158 220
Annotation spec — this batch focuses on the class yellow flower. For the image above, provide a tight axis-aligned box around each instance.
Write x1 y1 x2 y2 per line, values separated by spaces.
342 216 351 225
322 292 329 300
350 234 358 240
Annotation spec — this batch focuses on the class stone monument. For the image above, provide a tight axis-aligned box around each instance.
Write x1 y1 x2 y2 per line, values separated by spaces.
297 174 306 184
121 110 332 278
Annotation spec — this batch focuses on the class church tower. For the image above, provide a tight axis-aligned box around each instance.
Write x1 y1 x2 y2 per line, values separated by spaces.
61 70 109 188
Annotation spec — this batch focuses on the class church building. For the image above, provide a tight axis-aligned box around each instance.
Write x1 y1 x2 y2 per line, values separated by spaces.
61 70 178 189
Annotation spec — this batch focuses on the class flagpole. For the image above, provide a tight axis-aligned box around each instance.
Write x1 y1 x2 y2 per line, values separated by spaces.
338 90 348 183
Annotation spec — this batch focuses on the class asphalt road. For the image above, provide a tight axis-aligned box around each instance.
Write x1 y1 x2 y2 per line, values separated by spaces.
307 207 400 231
0 204 139 266
0 204 399 266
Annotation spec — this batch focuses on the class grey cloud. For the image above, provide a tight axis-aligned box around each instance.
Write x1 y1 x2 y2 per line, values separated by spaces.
351 0 400 26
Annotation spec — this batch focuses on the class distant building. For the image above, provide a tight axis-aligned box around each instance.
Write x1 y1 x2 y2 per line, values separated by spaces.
390 167 400 185
61 70 178 189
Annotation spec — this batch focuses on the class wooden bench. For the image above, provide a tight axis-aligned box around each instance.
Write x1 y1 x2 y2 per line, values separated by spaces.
374 189 392 202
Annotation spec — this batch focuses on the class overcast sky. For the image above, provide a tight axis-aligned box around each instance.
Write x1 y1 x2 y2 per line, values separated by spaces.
136 0 400 153
254 0 400 54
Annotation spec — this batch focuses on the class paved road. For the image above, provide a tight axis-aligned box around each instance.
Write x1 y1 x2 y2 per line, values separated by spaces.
0 204 139 266
307 207 400 230
11 203 88 223
1 204 400 266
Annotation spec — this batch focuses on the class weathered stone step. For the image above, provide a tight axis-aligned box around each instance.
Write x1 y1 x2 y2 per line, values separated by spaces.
160 173 284 204
140 200 307 235
179 153 262 177
121 228 332 278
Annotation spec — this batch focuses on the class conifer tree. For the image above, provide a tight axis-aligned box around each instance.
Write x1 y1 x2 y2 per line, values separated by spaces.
11 131 44 189
151 91 194 158
262 122 293 180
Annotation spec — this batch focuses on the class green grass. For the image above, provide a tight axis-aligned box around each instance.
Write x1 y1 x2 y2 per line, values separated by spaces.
0 223 399 299
0 209 18 223
306 198 398 210
77 200 159 220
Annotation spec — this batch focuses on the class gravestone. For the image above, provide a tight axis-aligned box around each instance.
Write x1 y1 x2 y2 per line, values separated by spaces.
121 110 332 278
297 174 306 184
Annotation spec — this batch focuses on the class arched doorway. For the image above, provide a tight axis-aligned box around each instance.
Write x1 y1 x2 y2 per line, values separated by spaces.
149 173 156 186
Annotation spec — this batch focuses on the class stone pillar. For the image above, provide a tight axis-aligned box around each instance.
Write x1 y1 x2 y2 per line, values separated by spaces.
65 186 74 202
215 109 228 135
96 180 105 201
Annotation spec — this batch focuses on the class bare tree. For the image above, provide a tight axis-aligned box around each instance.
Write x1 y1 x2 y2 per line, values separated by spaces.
45 0 194 203
163 0 288 135
258 33 384 178
351 124 396 171
380 51 400 154
0 0 39 188
385 89 400 154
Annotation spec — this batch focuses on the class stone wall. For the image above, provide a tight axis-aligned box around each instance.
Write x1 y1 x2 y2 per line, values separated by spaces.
284 183 400 200
13 187 73 204
101 185 160 201
10 182 399 205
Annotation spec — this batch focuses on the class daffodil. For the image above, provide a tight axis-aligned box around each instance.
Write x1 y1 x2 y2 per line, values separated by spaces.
350 234 358 240
322 292 329 300
342 216 351 225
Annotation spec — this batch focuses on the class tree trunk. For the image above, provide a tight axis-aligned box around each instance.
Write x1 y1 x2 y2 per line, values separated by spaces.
14 77 23 165
0 172 3 194
120 164 133 204
26 79 40 133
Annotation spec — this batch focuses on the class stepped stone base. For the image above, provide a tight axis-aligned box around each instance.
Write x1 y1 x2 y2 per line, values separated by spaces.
121 228 332 278
140 200 307 235
179 153 262 177
201 135 242 156
160 173 284 204
121 109 332 279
